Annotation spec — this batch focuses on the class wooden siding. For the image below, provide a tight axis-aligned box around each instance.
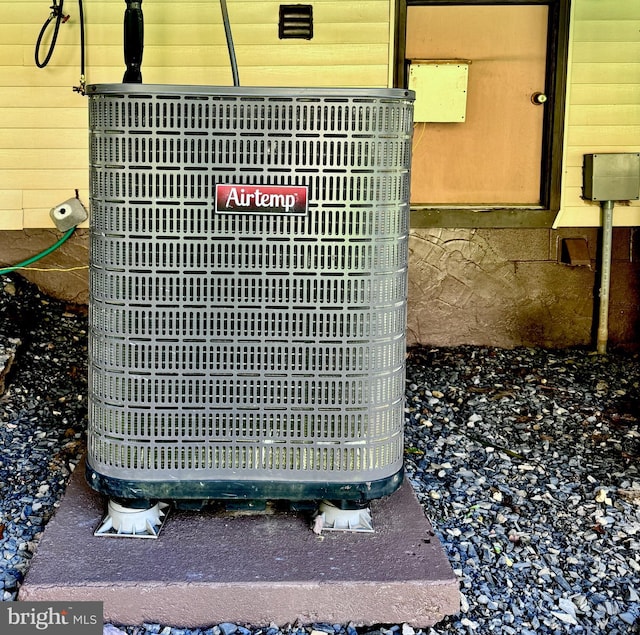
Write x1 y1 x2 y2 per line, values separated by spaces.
556 0 640 227
0 0 393 229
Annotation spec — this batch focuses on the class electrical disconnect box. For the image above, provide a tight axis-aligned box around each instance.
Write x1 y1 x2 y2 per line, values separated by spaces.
583 153 640 201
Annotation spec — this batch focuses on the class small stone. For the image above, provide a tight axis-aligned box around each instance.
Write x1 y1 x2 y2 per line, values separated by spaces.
460 618 478 630
3 282 16 296
618 488 640 504
558 598 577 620
620 610 639 625
572 594 589 613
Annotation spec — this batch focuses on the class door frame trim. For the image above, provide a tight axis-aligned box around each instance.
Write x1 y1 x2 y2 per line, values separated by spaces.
396 0 571 228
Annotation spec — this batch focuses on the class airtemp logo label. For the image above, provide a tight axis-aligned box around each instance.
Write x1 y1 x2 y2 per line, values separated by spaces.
215 184 308 216
1 602 102 635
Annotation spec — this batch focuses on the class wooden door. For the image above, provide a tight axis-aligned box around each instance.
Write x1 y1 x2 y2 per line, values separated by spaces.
406 5 549 205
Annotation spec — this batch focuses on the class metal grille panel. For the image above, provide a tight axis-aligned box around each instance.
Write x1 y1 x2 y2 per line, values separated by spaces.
87 85 413 488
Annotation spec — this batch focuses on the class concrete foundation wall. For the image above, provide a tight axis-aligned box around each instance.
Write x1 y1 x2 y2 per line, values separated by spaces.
0 230 89 305
408 227 639 351
1 227 638 350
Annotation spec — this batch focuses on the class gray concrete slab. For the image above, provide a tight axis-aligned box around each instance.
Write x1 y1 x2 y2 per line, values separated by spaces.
19 463 459 628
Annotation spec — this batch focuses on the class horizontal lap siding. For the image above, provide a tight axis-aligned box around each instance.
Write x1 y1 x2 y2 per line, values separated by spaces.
1 0 393 229
557 0 640 227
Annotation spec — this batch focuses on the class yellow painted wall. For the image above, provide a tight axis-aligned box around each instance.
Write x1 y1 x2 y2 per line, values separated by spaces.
0 0 394 230
556 0 640 227
5 0 639 231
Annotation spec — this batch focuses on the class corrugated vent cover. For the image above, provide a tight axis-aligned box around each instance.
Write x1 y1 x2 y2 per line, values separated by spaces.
279 5 313 39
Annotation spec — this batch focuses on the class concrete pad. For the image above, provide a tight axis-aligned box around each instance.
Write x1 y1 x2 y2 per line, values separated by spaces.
20 463 459 628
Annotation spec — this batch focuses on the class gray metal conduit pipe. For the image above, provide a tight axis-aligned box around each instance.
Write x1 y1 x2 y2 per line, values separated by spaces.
596 200 614 355
583 152 640 355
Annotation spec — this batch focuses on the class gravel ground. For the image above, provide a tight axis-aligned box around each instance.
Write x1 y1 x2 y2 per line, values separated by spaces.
1 273 639 635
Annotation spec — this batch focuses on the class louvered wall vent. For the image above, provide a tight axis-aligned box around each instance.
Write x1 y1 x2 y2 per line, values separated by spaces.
279 5 313 39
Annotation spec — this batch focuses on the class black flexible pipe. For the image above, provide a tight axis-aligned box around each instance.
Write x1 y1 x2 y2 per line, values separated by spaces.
123 0 144 83
73 0 86 94
219 0 240 86
79 0 85 84
35 0 67 68
120 0 236 86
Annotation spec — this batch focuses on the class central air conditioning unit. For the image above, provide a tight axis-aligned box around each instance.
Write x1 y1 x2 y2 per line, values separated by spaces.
86 84 414 534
